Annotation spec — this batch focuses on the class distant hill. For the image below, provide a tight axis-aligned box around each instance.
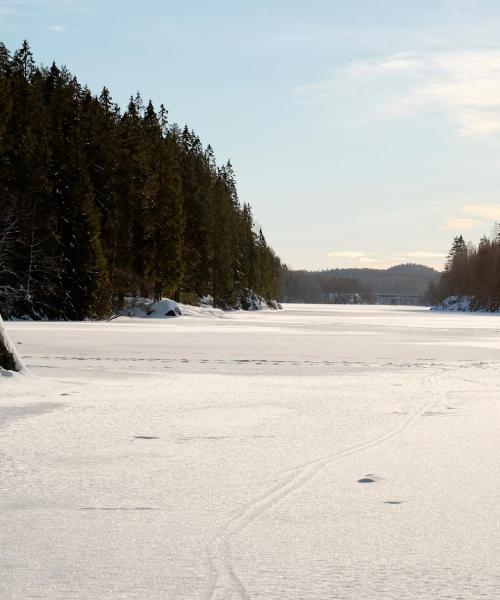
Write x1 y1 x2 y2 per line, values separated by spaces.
282 264 439 304
323 264 439 295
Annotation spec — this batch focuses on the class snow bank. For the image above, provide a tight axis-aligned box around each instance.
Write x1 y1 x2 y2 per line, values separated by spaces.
0 313 28 374
122 293 282 319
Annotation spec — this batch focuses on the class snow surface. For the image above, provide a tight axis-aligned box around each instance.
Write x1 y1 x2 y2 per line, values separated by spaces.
1 304 499 599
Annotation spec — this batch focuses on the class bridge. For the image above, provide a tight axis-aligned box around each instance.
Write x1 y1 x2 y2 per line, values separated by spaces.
375 294 422 306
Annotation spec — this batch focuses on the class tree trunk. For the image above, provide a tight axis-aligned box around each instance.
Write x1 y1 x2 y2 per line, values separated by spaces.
0 314 27 372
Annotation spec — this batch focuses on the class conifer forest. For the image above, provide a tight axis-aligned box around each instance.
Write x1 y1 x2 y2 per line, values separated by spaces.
0 41 282 319
428 231 500 310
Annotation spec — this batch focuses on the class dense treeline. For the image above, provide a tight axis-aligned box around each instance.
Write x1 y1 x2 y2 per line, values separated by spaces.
283 264 438 303
282 268 373 303
428 231 500 310
0 41 282 319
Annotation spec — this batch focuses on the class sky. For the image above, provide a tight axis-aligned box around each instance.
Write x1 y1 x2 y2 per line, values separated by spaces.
3 0 500 271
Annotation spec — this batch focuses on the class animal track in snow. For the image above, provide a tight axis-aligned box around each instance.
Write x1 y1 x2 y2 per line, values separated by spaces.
204 370 443 600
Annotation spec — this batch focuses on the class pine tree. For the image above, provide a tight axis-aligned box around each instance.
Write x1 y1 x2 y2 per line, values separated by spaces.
0 42 283 318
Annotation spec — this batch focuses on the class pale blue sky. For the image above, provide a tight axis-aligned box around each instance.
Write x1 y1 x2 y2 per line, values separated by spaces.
3 0 500 270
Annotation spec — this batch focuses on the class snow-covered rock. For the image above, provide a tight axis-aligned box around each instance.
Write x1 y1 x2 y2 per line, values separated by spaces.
200 295 213 308
433 295 473 312
432 295 500 313
124 297 182 318
0 313 28 373
238 289 282 311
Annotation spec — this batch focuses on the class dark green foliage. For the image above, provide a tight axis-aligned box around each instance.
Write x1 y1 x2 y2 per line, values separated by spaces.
0 42 282 318
432 229 500 310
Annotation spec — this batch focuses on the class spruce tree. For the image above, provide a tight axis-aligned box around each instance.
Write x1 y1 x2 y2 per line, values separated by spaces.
0 41 283 318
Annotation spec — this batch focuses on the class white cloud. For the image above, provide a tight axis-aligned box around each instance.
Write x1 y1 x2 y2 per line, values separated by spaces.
444 217 478 230
395 251 447 259
444 203 500 232
462 203 500 220
359 257 381 264
326 250 375 258
326 249 446 266
295 49 500 137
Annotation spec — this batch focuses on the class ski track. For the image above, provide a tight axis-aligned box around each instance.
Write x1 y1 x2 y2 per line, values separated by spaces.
204 369 446 600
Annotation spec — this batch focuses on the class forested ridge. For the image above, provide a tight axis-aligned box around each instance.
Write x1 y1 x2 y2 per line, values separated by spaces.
283 264 439 303
428 231 500 310
0 41 282 319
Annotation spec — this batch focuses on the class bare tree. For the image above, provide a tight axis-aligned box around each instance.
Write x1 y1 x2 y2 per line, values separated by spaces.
0 212 22 316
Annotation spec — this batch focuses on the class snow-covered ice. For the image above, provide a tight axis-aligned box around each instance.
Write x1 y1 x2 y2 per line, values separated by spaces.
1 304 499 599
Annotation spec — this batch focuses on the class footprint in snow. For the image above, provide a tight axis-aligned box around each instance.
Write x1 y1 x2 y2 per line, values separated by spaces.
357 474 381 483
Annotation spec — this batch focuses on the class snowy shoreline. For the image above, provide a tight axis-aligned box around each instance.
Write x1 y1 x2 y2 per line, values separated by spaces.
432 295 500 314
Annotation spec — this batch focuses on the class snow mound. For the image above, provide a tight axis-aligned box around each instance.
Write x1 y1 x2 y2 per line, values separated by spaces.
177 303 226 319
124 297 182 318
122 297 227 319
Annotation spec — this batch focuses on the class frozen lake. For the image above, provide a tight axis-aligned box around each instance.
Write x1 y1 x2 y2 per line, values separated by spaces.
1 304 499 599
